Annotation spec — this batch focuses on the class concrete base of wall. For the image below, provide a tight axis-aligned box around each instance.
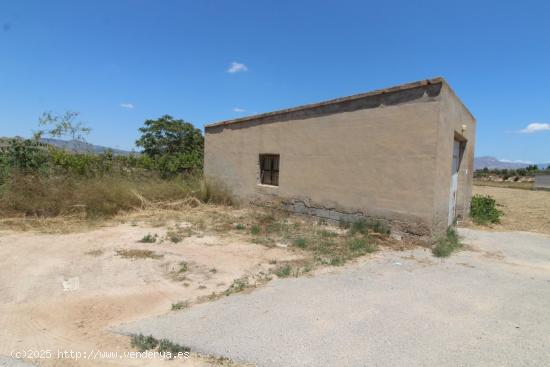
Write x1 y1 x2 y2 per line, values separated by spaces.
251 197 433 242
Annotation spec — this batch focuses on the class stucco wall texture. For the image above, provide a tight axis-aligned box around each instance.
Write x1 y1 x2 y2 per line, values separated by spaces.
534 174 550 190
205 78 476 237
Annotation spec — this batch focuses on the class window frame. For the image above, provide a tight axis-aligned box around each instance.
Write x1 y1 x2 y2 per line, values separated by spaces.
259 154 280 187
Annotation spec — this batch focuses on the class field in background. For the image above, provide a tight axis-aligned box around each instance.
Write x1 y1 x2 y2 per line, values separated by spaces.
470 185 550 234
473 179 534 190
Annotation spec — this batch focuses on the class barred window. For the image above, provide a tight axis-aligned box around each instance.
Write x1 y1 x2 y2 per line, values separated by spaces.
259 154 279 186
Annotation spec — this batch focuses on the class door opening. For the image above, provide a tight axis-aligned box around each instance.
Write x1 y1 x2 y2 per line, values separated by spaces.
448 139 462 226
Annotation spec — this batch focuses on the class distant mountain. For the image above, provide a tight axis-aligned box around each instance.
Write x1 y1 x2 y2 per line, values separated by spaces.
39 138 133 155
0 136 133 155
475 156 549 170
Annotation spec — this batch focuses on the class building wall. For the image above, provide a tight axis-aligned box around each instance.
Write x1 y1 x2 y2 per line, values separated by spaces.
432 84 476 233
535 174 550 190
205 88 444 236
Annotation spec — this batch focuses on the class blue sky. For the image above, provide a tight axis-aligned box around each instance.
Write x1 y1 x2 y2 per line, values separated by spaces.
1 0 549 162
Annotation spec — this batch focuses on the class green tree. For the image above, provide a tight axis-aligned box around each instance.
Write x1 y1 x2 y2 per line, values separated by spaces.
136 115 203 176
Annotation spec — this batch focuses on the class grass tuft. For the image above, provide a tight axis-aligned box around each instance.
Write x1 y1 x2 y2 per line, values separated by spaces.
130 334 190 358
167 231 183 243
250 224 261 235
225 277 249 295
432 227 462 257
157 339 191 357
116 249 163 259
293 237 307 248
130 333 159 352
138 233 157 243
347 237 378 254
171 301 190 311
274 264 292 278
178 261 189 273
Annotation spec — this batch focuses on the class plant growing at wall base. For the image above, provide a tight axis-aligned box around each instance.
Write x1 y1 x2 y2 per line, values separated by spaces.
432 227 461 257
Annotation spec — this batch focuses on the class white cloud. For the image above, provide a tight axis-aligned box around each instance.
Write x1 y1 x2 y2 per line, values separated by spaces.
120 103 134 109
233 107 245 112
519 122 550 133
227 62 248 74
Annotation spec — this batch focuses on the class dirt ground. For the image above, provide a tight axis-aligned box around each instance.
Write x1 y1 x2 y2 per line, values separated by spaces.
0 211 303 367
4 185 546 366
470 185 550 234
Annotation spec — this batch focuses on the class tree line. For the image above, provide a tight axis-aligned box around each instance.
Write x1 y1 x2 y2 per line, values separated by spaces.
0 112 204 181
474 165 549 180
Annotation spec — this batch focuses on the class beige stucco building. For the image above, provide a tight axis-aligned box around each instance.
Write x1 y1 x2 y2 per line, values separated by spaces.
205 78 476 238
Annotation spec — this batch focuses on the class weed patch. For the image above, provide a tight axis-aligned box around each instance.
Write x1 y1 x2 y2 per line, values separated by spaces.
432 228 462 257
347 237 378 254
349 218 390 236
171 301 190 311
157 339 190 357
130 333 159 352
224 277 249 295
138 233 157 243
178 261 189 273
274 264 292 278
293 237 307 248
166 231 183 243
250 224 261 235
130 334 190 358
116 249 163 260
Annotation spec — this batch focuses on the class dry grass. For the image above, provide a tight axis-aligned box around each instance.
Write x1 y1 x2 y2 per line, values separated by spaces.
0 174 234 232
85 248 104 257
116 249 164 260
469 186 550 234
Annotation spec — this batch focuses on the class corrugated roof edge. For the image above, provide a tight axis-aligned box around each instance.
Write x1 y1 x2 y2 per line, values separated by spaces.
205 77 446 129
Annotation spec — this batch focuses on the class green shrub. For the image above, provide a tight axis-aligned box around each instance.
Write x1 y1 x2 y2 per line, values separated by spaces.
470 195 502 225
432 227 461 257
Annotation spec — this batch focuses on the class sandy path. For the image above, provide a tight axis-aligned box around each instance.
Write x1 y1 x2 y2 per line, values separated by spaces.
0 222 299 366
